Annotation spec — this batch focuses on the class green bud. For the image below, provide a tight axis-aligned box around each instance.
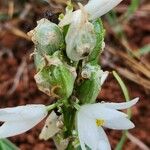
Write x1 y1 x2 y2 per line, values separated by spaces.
65 11 97 61
28 18 64 56
34 57 76 99
76 64 108 104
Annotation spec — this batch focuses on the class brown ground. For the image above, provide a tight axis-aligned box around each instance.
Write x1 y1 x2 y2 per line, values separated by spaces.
0 0 149 150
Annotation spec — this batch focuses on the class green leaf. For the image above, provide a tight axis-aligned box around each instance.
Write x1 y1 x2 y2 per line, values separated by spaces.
0 139 19 150
88 18 105 64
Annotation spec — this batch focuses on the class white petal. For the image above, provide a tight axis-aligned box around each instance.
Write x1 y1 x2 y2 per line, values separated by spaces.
59 10 80 27
77 111 111 150
104 117 135 130
100 71 109 86
85 0 123 20
80 104 128 121
97 128 111 150
85 0 110 16
39 111 60 140
77 111 100 149
102 98 139 110
0 104 47 122
58 12 72 27
59 0 122 27
0 116 45 138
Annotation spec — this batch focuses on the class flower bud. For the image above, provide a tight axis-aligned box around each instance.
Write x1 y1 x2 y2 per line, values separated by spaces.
34 57 76 99
28 18 64 56
65 7 97 61
77 64 108 104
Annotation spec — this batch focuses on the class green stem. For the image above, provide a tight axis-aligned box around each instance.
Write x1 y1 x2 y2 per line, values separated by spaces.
66 141 75 150
46 99 66 112
113 71 131 150
46 103 58 111
0 139 19 150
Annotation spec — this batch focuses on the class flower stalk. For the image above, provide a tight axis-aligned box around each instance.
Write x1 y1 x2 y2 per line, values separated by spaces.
46 103 59 112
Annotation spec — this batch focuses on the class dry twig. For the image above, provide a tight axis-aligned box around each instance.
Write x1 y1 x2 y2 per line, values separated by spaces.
4 23 31 41
104 46 150 91
127 132 150 150
7 58 27 95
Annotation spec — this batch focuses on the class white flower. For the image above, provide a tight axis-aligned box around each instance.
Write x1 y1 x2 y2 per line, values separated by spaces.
59 0 123 27
77 98 139 150
84 0 123 20
39 111 61 140
0 104 48 138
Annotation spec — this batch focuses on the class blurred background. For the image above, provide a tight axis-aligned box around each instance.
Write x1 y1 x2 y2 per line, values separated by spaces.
0 0 149 150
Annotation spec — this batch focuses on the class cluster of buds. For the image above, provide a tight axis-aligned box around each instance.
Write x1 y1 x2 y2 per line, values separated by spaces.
0 0 139 150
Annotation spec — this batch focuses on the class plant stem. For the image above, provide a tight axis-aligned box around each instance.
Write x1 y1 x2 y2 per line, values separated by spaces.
46 103 58 111
113 71 131 150
112 71 131 117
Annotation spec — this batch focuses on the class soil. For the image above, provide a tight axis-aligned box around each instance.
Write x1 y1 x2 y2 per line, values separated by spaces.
0 0 149 150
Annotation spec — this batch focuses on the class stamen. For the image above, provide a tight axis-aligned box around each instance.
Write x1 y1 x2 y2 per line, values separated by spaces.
96 119 105 127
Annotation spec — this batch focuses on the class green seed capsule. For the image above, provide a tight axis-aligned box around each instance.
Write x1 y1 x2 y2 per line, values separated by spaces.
28 18 64 56
77 74 100 104
34 62 76 99
76 64 107 104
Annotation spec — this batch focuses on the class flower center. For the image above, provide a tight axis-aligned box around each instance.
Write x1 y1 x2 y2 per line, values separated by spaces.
96 119 105 127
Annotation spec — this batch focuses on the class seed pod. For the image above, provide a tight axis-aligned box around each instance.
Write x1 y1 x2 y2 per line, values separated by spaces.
65 9 97 61
34 62 76 99
77 64 108 104
28 18 64 56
